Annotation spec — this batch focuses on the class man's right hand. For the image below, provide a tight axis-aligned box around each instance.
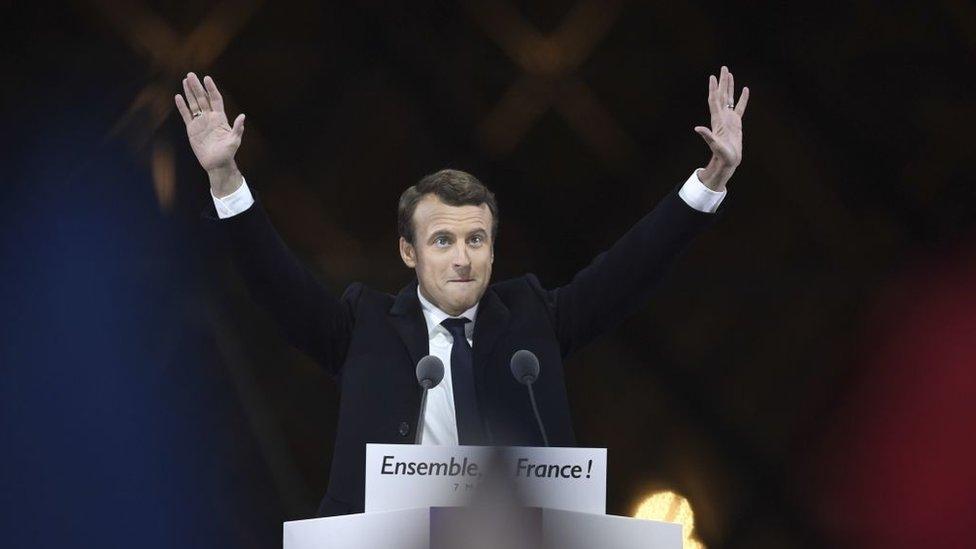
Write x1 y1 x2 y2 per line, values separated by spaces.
175 73 245 198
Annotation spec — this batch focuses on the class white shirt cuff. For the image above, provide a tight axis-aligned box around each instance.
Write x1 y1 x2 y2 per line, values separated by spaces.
211 177 255 219
678 169 727 213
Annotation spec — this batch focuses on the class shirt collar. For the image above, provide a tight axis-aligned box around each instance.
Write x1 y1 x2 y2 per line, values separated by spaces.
416 284 479 338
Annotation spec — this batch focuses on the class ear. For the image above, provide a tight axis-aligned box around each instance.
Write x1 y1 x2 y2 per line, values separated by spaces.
399 236 417 268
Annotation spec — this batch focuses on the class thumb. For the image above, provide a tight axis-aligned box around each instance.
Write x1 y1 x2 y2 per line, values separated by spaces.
232 113 246 137
694 126 715 145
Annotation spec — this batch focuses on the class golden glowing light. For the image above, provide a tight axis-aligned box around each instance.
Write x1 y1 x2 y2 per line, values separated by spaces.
634 490 703 548
151 141 176 212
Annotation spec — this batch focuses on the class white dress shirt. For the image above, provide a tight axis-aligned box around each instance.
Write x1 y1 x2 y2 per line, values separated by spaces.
414 287 477 445
210 169 726 444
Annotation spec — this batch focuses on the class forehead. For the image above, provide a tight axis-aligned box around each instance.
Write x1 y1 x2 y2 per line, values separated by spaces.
413 194 492 235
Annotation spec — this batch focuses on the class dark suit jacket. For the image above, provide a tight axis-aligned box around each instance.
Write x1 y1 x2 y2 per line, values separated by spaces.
216 181 718 516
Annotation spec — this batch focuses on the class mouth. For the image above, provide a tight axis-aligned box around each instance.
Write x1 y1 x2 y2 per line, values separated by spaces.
449 279 474 283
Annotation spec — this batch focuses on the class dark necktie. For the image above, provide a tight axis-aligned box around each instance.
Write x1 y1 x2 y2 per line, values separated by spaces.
441 317 483 445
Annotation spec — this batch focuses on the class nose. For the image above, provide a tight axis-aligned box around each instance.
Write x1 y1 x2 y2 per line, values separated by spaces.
453 243 471 269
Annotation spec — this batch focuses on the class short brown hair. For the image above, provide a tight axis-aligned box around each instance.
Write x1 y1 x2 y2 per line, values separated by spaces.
397 169 499 245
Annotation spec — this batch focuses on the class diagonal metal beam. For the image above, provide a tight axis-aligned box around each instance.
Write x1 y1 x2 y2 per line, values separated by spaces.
465 0 635 172
87 0 263 141
82 0 264 211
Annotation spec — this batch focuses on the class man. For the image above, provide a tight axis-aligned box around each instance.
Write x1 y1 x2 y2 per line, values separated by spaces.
175 66 749 516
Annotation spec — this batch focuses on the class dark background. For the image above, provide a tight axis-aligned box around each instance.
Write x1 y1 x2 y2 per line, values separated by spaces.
2 1 974 547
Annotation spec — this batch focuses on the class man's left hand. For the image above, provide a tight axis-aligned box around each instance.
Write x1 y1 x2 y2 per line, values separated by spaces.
695 65 749 192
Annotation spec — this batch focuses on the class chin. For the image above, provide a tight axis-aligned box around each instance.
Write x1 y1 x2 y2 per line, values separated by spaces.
449 295 477 311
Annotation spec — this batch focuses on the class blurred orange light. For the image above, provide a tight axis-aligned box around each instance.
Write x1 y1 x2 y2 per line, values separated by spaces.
634 490 703 548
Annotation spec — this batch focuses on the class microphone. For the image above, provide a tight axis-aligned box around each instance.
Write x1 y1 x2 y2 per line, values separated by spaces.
510 350 549 447
414 355 445 444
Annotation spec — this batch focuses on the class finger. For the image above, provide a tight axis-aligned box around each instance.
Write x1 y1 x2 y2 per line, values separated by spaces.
203 75 224 113
728 71 735 105
174 94 192 125
231 113 245 137
694 126 716 146
735 86 750 118
708 74 720 112
187 72 211 112
719 66 729 105
182 78 200 114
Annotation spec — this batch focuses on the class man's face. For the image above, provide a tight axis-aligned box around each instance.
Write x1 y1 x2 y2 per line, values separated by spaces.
399 194 494 316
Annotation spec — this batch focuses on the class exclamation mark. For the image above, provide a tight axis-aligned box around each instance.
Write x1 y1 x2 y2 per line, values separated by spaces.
586 459 592 479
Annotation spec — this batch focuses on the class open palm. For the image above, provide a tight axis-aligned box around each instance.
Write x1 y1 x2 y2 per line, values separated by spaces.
694 66 749 169
174 73 245 172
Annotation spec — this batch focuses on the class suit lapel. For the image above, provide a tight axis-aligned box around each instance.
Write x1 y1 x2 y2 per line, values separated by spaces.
472 286 510 359
388 279 430 370
471 287 510 444
473 286 511 422
388 280 510 374
389 280 510 443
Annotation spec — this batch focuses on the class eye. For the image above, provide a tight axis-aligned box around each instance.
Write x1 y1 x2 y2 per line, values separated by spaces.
469 234 484 246
433 235 451 247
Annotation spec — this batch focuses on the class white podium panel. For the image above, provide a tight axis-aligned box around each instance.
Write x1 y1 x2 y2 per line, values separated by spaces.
285 446 678 548
543 509 682 548
283 508 429 549
283 507 680 549
365 444 607 514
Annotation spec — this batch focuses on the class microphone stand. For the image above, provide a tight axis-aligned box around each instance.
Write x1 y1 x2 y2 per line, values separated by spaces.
523 377 549 447
415 380 433 445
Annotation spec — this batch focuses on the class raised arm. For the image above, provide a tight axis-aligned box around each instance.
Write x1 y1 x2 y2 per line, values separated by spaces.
176 73 356 375
537 66 750 357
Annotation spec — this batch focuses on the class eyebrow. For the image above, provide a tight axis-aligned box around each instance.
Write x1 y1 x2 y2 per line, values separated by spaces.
427 228 488 241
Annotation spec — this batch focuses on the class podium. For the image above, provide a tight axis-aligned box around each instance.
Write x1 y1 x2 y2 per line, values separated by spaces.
283 444 681 548
283 506 681 548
